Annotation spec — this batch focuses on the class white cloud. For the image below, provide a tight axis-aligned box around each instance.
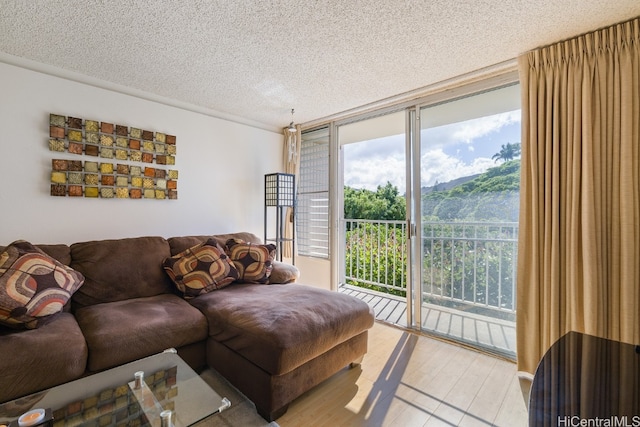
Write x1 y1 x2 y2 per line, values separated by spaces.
450 111 520 144
342 110 521 193
343 148 495 192
344 153 406 192
420 149 494 187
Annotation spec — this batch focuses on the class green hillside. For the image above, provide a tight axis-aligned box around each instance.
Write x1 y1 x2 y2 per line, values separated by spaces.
423 159 520 222
343 159 521 222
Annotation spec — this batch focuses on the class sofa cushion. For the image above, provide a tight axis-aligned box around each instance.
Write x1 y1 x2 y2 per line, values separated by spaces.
167 232 263 256
37 244 73 266
75 294 208 371
190 284 375 375
268 261 300 284
225 239 275 284
168 234 298 284
70 236 174 308
163 238 239 298
0 240 85 329
0 243 72 266
0 312 87 403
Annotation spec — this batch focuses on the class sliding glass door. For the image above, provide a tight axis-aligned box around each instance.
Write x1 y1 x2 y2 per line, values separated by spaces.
338 111 411 322
332 83 520 358
418 84 521 357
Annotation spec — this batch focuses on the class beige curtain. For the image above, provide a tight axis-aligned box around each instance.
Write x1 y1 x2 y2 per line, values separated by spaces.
281 125 301 259
517 17 640 375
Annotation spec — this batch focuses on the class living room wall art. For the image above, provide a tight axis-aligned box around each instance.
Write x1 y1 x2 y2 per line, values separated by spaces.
48 114 178 199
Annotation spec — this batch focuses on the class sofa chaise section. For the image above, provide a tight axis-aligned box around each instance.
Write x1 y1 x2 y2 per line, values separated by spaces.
189 282 375 420
167 233 375 420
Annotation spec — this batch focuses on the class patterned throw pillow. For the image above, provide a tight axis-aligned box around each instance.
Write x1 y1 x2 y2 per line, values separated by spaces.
0 240 85 329
163 238 239 298
225 239 276 284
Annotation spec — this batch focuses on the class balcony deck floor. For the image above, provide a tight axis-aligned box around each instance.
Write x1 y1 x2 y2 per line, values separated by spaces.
339 284 517 360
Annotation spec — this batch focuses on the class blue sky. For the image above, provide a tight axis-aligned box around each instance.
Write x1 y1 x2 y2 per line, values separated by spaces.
343 110 521 193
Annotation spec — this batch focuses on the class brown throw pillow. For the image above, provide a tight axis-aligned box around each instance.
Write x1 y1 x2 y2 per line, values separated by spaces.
163 238 239 298
0 240 85 329
225 239 276 284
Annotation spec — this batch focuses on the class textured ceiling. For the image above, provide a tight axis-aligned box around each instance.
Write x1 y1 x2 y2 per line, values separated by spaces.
1 1 639 131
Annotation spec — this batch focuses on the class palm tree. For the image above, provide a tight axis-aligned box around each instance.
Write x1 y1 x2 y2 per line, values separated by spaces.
492 143 521 162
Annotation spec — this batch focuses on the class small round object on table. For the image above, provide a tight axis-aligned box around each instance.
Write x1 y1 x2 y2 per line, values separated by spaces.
18 409 45 427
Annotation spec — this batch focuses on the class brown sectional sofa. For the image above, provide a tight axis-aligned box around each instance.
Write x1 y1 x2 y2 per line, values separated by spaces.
0 232 375 421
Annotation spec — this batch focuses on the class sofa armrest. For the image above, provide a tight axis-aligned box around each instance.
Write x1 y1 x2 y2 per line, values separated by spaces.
269 261 300 284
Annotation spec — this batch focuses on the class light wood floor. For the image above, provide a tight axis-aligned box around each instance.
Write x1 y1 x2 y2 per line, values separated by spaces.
277 322 529 427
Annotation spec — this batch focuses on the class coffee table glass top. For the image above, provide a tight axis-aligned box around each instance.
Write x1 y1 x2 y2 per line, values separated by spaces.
0 350 227 427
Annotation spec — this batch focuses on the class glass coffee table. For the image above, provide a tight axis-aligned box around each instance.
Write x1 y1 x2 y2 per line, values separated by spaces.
0 349 229 427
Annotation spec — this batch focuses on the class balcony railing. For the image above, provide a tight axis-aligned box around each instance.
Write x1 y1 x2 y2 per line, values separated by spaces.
343 219 518 315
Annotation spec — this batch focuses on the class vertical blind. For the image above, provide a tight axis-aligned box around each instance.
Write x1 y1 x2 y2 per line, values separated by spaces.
297 127 330 258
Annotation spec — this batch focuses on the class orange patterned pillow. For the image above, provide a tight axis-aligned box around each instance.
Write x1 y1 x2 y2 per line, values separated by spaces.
0 240 85 329
163 239 239 298
225 239 276 284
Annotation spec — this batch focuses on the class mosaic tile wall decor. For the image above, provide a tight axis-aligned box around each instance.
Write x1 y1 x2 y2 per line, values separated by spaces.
48 114 178 199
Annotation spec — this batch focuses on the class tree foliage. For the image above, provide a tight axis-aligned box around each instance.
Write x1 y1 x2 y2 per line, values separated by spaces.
345 222 406 297
343 160 521 313
344 181 406 220
491 142 521 163
344 220 517 313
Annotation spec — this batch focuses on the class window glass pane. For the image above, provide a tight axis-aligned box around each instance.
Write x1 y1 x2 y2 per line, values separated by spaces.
420 84 520 358
339 111 407 295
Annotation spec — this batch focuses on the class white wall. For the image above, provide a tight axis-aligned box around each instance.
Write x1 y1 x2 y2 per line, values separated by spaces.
295 256 332 290
0 61 283 245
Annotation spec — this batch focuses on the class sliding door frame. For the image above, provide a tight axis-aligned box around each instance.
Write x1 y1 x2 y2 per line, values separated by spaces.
321 70 520 330
407 106 423 328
